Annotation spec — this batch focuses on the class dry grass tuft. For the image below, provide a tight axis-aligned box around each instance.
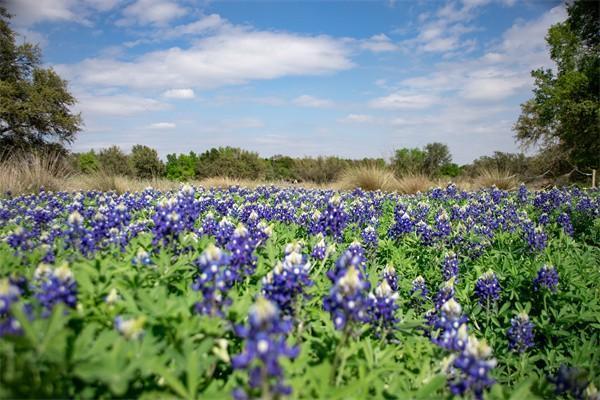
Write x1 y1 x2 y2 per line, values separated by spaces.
0 152 71 195
65 173 180 193
393 173 435 194
336 165 398 192
473 168 517 190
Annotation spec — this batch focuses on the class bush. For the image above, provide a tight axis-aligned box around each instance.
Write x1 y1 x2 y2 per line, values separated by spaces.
165 152 198 181
293 156 348 184
97 146 132 176
196 147 267 180
130 145 164 179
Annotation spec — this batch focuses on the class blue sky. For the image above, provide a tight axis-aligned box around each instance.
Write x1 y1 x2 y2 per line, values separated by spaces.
7 0 565 164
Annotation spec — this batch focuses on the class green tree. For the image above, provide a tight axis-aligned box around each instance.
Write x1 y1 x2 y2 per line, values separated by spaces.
0 8 81 152
165 152 198 181
97 146 132 176
130 145 164 179
196 147 267 180
77 150 100 174
391 148 426 176
423 142 452 176
514 0 599 172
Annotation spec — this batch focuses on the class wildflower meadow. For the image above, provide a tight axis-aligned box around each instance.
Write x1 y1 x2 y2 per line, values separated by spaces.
1 184 599 399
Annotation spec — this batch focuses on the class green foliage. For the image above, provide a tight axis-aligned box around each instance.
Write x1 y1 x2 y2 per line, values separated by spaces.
392 143 453 177
266 155 298 181
423 142 452 177
465 152 531 177
75 150 100 174
0 8 81 152
97 146 132 176
293 156 349 183
165 152 199 181
514 0 600 172
392 148 426 176
130 145 164 179
196 147 267 180
439 162 461 177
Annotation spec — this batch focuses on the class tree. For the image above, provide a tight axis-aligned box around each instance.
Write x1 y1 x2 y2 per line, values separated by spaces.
77 150 100 174
97 146 132 176
514 0 599 172
391 148 426 176
0 8 81 152
196 147 267 180
130 145 164 179
165 152 198 181
423 142 452 176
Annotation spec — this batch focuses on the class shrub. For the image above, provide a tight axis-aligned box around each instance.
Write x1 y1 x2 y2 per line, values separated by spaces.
97 146 132 176
293 157 348 183
196 147 267 180
130 145 164 179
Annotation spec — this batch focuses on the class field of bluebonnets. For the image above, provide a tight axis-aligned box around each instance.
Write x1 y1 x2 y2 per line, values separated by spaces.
1 183 599 399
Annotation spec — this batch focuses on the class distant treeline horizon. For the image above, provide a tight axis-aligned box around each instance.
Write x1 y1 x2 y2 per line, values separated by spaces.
67 142 559 184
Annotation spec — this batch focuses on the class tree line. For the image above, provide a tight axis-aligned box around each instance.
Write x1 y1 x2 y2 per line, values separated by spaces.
69 143 553 184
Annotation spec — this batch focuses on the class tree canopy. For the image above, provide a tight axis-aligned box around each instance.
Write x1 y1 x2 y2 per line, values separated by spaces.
514 0 599 172
0 7 81 152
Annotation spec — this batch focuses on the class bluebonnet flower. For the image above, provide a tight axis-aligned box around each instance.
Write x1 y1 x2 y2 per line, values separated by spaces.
0 278 23 336
232 297 299 400
432 299 469 351
262 247 313 317
227 223 258 277
33 263 78 313
105 288 120 306
522 221 547 252
199 212 218 236
323 263 370 331
388 208 413 239
192 244 234 316
434 279 455 310
115 315 146 340
446 336 497 400
410 275 429 302
556 212 574 236
361 226 378 249
310 195 349 241
416 221 435 246
368 279 399 335
518 183 528 203
474 270 501 304
533 264 559 292
311 233 327 260
548 365 589 399
132 247 153 266
507 312 534 353
327 242 366 281
442 252 459 281
382 264 398 291
435 210 451 238
151 198 185 246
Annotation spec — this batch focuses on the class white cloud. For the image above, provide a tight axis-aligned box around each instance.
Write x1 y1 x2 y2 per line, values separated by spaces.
369 92 439 110
160 14 228 38
58 27 353 90
7 0 78 26
77 94 167 116
6 0 121 26
163 88 195 99
148 122 176 129
119 0 186 26
293 95 334 108
340 114 373 123
360 34 398 52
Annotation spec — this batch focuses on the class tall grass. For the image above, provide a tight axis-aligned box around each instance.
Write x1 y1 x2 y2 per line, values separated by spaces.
394 173 434 194
0 152 71 195
336 165 398 191
474 167 517 190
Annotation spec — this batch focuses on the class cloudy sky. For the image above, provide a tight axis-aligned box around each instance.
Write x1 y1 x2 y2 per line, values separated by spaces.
6 0 565 164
